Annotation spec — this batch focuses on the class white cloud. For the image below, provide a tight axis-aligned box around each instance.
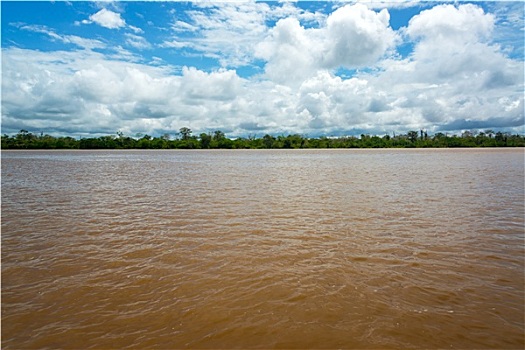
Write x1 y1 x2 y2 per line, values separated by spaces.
89 8 126 29
2 48 171 129
93 0 123 12
352 0 423 10
323 4 396 68
164 1 325 68
2 2 523 137
256 4 397 85
255 17 320 85
149 56 165 66
181 67 243 101
19 24 106 50
81 8 146 43
160 39 187 49
401 3 519 89
490 1 524 58
124 33 151 50
405 3 494 42
171 20 199 32
129 25 144 34
362 3 524 132
1 47 254 136
177 2 271 67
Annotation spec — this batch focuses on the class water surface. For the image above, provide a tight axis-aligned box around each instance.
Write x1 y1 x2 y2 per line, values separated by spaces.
2 149 524 349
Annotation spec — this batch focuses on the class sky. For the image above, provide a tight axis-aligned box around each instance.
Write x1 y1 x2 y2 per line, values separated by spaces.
1 0 524 138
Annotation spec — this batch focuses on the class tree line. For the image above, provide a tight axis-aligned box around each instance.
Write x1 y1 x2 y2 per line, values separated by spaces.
2 128 524 149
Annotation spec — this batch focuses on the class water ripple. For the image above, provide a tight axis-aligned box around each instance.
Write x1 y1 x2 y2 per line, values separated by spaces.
2 149 524 349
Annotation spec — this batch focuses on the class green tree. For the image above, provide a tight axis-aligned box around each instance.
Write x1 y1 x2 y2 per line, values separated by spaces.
179 127 192 141
407 130 418 143
495 132 508 146
213 130 225 141
137 135 152 149
218 137 233 149
1 134 14 148
200 133 212 149
262 134 275 148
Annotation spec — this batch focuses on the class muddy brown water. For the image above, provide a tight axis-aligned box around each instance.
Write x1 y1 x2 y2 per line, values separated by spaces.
2 149 524 349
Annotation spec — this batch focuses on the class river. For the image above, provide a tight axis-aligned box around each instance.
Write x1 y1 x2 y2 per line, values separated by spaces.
2 149 524 349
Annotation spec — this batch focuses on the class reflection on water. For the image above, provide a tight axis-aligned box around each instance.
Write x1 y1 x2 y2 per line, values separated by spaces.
2 149 524 349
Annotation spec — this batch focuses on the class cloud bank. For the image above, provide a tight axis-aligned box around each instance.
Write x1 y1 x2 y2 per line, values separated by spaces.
1 1 523 137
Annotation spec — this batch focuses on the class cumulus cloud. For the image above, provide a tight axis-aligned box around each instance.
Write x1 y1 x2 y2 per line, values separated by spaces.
401 4 508 88
323 4 396 67
255 17 320 85
181 67 243 101
2 48 176 134
405 4 494 42
256 4 397 85
410 7 519 96
298 72 371 130
2 47 256 136
283 3 523 134
89 8 126 29
1 2 523 137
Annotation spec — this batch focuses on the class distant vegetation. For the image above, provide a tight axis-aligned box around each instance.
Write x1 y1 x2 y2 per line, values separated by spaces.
2 128 524 149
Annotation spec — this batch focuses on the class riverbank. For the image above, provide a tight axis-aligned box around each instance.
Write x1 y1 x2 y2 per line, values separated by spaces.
2 130 524 149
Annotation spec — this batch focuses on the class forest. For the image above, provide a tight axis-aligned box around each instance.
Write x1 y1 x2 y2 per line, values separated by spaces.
2 128 524 149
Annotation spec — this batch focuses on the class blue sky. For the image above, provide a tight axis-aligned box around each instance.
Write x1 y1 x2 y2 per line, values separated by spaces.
1 1 523 137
